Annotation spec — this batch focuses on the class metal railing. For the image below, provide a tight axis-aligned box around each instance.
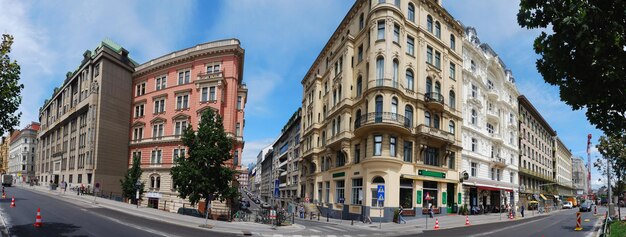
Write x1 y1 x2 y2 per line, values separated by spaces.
354 112 411 130
424 92 444 104
599 211 611 237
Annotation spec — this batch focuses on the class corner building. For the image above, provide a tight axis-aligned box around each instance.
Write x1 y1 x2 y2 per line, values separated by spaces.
299 0 463 222
129 39 247 211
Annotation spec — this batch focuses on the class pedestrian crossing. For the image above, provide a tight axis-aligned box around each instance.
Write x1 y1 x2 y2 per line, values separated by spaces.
257 224 400 237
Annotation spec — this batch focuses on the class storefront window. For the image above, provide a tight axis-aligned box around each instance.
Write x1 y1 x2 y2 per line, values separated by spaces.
371 176 385 207
423 181 438 208
399 178 413 208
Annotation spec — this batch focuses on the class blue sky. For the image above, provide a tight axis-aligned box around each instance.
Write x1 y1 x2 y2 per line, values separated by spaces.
0 0 607 189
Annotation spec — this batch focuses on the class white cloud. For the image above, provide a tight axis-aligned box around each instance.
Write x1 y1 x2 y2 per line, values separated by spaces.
242 137 276 167
243 70 283 116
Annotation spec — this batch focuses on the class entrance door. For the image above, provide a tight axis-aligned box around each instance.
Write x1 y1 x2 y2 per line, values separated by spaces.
447 183 455 213
148 198 159 209
54 175 59 184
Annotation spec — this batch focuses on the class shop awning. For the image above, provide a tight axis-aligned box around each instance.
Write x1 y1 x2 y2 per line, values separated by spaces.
539 194 548 200
475 185 513 192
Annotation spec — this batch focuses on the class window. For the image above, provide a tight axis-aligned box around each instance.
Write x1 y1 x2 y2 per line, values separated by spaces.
425 111 431 127
371 176 385 207
175 120 188 136
471 60 476 71
352 178 363 205
133 127 143 140
173 148 186 160
449 90 456 109
471 162 477 176
487 80 494 90
434 51 441 69
406 70 414 91
374 135 382 156
391 97 398 118
201 87 208 102
407 36 414 55
510 172 514 183
435 21 441 38
377 20 385 40
152 123 164 138
449 120 455 134
448 152 455 169
317 182 323 202
136 82 146 96
390 136 397 157
359 13 364 30
209 86 216 101
356 76 363 96
336 180 345 203
156 76 167 90
471 109 477 125
394 0 400 7
403 141 412 162
358 45 363 62
426 77 432 94
376 57 384 81
178 70 190 85
354 144 361 164
404 105 413 127
393 24 400 43
427 15 433 33
487 123 494 134
433 114 440 129
236 123 241 136
325 181 330 203
151 150 162 164
154 99 165 114
176 94 189 110
424 147 438 166
449 63 456 80
450 34 456 50
150 175 161 189
408 3 415 22
134 104 144 118
471 84 477 98
426 46 433 64
237 96 242 110
471 138 477 152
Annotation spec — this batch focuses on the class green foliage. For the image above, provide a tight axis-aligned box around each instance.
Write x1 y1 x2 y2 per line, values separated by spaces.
594 135 626 196
0 34 24 134
170 109 239 206
120 153 144 201
517 1 626 136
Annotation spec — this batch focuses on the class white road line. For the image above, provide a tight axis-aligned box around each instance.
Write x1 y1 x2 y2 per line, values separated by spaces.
324 226 347 232
310 228 322 233
271 234 283 237
467 217 548 237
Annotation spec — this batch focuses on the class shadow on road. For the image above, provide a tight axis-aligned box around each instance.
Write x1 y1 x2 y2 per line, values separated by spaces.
10 222 84 237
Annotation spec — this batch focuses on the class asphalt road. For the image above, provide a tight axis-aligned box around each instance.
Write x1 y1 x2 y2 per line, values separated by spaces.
407 208 602 237
0 187 238 237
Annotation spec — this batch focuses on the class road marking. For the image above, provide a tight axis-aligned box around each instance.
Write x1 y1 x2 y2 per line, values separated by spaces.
310 228 321 233
88 210 177 237
467 217 548 237
325 226 346 232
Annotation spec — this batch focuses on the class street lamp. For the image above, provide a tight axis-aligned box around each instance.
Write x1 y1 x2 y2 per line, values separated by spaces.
135 180 142 208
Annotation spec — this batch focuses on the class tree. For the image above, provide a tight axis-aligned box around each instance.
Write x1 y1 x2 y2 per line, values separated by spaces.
594 135 626 197
170 109 238 209
0 34 24 134
517 1 626 136
120 153 144 203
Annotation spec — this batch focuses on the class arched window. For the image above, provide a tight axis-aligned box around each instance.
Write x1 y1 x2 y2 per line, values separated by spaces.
150 175 161 189
375 95 383 122
359 13 365 30
408 3 415 22
449 90 456 109
338 85 342 100
391 97 398 119
337 115 341 133
450 34 456 49
406 70 414 91
376 57 384 82
449 120 455 134
434 81 441 94
425 111 431 127
392 59 399 87
321 131 326 146
471 109 477 125
435 21 441 38
405 105 413 127
427 15 433 33
355 109 362 128
356 76 363 96
372 176 385 207
433 114 440 129
426 77 432 94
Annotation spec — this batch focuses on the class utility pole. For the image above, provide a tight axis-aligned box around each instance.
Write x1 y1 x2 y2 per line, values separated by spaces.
607 156 614 217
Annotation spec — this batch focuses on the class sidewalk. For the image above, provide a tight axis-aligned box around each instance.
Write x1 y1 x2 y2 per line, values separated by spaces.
17 184 305 236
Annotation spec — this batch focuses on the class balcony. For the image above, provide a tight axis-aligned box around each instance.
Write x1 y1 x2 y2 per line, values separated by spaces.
491 156 508 168
519 168 554 182
225 132 244 144
486 88 499 100
326 131 351 149
424 92 444 111
129 135 182 146
365 78 414 97
354 112 413 136
486 109 499 122
416 124 454 144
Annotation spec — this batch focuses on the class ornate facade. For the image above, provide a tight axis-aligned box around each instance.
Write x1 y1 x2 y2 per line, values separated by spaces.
555 137 574 199
9 122 40 183
299 0 464 221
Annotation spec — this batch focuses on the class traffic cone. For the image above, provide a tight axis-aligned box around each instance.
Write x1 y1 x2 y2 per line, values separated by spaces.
509 211 513 219
465 215 471 226
10 196 15 207
2 192 5 199
34 208 42 227
434 218 440 230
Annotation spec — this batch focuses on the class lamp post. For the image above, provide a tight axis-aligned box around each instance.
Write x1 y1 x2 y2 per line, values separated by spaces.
135 180 142 208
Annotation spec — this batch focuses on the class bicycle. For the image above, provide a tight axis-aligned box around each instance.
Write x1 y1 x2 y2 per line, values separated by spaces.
232 210 247 222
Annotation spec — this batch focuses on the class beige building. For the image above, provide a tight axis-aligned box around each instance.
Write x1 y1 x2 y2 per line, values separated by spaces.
0 135 9 174
517 95 557 209
299 0 464 221
555 137 574 200
37 39 136 194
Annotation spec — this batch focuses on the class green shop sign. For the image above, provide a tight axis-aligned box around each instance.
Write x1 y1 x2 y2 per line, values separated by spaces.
416 190 422 204
442 192 447 204
458 193 462 204
332 172 345 178
418 170 446 178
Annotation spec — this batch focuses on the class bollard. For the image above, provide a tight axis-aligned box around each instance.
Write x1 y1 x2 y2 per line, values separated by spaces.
574 212 582 231
292 213 295 224
327 211 329 222
318 212 320 221
351 219 354 225
310 212 313 220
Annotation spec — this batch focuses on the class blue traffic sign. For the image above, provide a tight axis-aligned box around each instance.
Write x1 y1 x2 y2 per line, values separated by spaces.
377 185 385 201
274 179 280 198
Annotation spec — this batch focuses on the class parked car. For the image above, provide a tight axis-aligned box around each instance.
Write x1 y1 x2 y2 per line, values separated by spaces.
562 201 573 209
177 207 204 218
579 201 592 212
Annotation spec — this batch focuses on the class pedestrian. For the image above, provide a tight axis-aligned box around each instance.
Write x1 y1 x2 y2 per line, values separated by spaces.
428 203 434 218
80 184 85 195
398 206 406 224
521 204 525 217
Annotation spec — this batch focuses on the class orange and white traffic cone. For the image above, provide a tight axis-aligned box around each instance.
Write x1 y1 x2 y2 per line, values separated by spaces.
10 196 15 207
34 208 42 227
434 218 440 230
2 193 5 199
465 215 471 226
509 211 514 219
